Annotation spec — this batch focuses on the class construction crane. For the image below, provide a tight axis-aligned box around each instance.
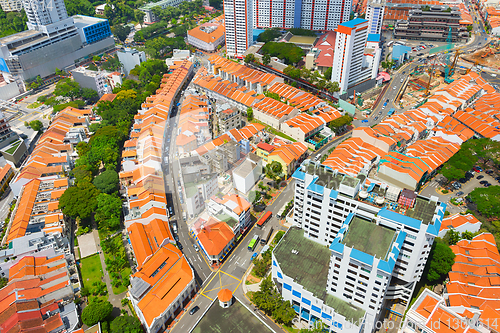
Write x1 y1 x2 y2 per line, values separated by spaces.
465 61 478 74
424 62 436 97
449 49 461 76
444 27 455 84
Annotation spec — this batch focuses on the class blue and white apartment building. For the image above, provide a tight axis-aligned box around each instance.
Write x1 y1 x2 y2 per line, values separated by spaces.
272 160 446 332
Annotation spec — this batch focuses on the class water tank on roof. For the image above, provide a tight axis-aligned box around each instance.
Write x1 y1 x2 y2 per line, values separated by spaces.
359 190 369 199
376 196 385 205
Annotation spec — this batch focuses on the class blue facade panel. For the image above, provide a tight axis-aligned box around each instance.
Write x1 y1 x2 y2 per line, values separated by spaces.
293 0 302 28
284 283 292 291
277 272 283 279
311 305 321 313
292 290 301 298
84 20 112 44
302 297 311 306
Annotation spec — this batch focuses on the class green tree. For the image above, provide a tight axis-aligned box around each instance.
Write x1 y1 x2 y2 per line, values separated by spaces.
260 42 304 65
110 315 142 333
0 277 7 289
283 66 301 79
135 10 145 28
93 169 119 194
468 186 500 217
328 115 352 134
95 193 122 231
444 229 461 246
54 78 81 101
28 120 43 132
81 299 113 326
58 182 100 220
425 239 455 284
262 53 271 66
37 95 47 103
324 67 332 80
246 107 253 120
244 53 256 64
266 161 283 181
81 88 99 104
64 0 95 17
112 25 131 43
257 28 281 43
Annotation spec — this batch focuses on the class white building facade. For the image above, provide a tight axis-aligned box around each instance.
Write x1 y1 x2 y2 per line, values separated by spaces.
224 0 253 56
291 161 445 308
253 0 352 31
24 0 69 29
365 0 385 35
331 18 371 92
117 48 147 76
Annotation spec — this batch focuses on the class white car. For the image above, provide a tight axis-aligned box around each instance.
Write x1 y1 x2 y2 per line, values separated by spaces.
393 86 397 90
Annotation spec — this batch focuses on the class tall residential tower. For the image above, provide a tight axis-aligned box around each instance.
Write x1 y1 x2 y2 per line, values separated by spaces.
224 0 253 56
254 0 352 31
365 0 385 35
331 18 371 92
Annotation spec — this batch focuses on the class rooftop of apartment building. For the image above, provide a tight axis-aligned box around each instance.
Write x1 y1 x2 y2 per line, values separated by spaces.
297 161 440 226
188 23 225 44
274 227 366 323
342 216 396 260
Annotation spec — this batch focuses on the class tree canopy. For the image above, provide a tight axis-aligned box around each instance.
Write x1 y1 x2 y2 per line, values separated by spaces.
0 8 27 38
29 120 43 132
54 78 82 101
257 28 282 43
328 115 352 134
252 276 296 325
468 186 500 217
58 183 100 220
260 42 304 65
95 193 122 232
441 138 500 181
93 169 119 194
110 315 142 333
425 239 455 284
81 299 113 326
111 24 131 43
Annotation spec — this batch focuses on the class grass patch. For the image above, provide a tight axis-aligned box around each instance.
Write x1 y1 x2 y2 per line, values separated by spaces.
80 254 103 289
27 101 42 109
5 142 20 155
252 119 296 142
283 324 300 333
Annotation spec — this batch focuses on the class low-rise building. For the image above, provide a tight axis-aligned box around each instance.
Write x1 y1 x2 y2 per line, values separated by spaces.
117 48 147 76
0 163 13 196
129 244 196 333
280 113 326 142
139 0 188 23
252 97 299 129
232 153 262 194
438 213 481 238
256 142 275 163
71 67 112 96
192 217 235 265
218 108 241 132
207 194 251 236
394 6 469 42
187 23 225 52
267 142 308 178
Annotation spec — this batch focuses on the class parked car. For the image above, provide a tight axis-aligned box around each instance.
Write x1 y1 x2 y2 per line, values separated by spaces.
477 175 484 180
486 170 494 174
485 183 492 187
251 253 258 261
456 191 464 196
189 306 200 315
177 242 183 251
495 176 500 181
374 116 379 121
452 182 461 189
479 180 488 184
473 166 483 172
193 244 199 252
174 234 179 242
417 53 424 56
459 178 467 183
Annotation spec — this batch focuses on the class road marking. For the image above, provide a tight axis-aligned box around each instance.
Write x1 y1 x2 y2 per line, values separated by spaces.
220 270 242 282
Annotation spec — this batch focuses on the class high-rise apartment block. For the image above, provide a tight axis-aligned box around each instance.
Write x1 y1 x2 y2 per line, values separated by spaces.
366 0 385 34
271 160 445 332
224 0 253 56
331 18 371 92
254 0 351 31
0 0 114 83
24 0 69 30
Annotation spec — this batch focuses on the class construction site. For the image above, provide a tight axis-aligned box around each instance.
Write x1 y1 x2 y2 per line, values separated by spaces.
463 39 500 68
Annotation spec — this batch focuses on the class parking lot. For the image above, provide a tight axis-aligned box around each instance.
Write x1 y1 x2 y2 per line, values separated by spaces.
420 169 499 214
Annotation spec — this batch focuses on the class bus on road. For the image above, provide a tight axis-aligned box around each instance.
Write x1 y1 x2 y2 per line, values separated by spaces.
256 211 272 228
248 235 260 251
261 227 274 245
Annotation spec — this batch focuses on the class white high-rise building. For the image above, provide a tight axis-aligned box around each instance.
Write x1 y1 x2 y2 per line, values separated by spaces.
331 18 371 92
271 160 446 332
23 0 69 30
253 0 352 31
366 0 385 35
224 0 253 56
